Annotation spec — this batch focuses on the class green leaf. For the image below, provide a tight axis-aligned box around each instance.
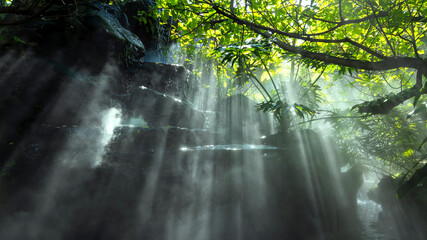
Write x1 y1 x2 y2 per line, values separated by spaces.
413 91 422 107
13 36 26 44
407 104 427 119
418 136 427 151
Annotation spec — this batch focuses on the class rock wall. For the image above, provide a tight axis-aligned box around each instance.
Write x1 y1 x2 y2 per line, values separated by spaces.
0 2 364 239
368 176 427 239
0 0 202 193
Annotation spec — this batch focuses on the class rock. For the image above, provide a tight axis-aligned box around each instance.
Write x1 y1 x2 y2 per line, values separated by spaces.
263 129 347 168
121 87 205 129
0 55 121 168
106 126 218 156
216 94 273 143
127 62 196 99
260 129 364 237
341 166 364 207
0 0 197 193
122 0 172 52
0 1 149 169
0 2 145 72
0 2 207 240
368 176 427 239
0 126 80 199
0 2 366 239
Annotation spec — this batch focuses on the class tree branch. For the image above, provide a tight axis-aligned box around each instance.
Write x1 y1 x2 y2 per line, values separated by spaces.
209 3 427 71
397 162 427 199
290 114 372 128
0 1 54 26
303 11 388 37
211 4 392 63
252 26 425 71
0 6 34 15
367 1 397 56
353 71 427 114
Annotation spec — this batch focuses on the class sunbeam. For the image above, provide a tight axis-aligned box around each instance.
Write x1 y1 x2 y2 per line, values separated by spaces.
1 1 426 239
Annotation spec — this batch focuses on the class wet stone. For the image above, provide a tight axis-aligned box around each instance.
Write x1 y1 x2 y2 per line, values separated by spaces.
216 94 273 143
120 87 205 129
128 62 196 99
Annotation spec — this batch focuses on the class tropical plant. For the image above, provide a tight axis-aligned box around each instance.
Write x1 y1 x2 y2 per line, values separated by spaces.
149 0 427 194
152 0 426 112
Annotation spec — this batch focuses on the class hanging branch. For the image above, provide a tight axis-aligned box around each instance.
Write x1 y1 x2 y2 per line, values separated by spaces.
299 66 326 101
397 160 427 199
207 2 427 72
0 0 54 26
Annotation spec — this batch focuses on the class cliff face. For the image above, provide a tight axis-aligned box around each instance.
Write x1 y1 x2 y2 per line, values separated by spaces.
0 1 165 168
0 2 365 239
0 0 199 193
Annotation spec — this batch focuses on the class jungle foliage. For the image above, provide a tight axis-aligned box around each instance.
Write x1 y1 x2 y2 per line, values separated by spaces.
144 0 427 193
149 0 426 110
